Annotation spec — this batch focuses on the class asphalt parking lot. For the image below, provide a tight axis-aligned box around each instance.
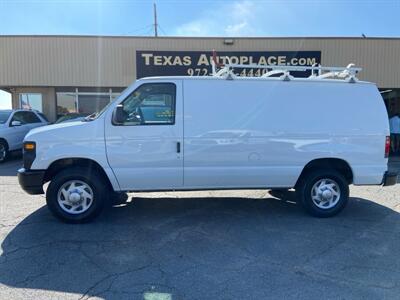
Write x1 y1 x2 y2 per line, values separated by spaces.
1 158 400 299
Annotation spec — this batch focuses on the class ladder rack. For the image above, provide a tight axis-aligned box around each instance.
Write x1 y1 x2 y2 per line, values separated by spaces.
210 55 361 83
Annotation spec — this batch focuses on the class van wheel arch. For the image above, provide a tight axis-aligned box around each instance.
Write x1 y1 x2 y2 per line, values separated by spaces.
44 158 113 191
46 166 109 223
296 168 349 217
296 158 353 187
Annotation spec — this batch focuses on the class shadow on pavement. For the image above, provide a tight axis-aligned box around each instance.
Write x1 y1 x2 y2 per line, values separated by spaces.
1 193 400 299
0 154 22 176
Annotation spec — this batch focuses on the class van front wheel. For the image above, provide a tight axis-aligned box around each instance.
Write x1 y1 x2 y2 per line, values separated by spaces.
46 167 109 223
296 169 349 217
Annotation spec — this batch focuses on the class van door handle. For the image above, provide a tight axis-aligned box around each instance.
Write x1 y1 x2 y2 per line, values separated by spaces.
176 142 181 153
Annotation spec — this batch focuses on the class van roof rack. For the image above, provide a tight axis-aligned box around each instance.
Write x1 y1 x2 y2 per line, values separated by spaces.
211 51 361 83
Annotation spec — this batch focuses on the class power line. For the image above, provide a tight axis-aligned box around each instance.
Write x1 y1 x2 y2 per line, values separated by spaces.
158 24 167 36
147 26 155 36
126 24 154 36
126 3 166 37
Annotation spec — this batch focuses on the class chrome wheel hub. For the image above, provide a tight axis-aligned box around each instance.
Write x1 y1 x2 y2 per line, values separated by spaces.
57 180 94 214
311 178 341 209
68 191 82 204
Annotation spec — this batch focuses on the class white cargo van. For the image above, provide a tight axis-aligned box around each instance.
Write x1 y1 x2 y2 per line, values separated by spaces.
18 63 397 223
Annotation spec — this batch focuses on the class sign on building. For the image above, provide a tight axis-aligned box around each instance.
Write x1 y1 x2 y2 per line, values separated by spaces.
136 50 322 79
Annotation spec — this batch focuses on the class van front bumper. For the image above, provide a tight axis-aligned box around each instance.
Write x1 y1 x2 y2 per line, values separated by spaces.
383 171 398 186
17 168 45 195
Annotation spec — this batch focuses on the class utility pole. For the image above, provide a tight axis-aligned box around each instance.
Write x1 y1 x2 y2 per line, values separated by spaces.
153 3 158 37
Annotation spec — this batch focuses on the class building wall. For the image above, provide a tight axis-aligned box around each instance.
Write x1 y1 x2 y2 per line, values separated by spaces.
2 35 400 121
0 36 400 88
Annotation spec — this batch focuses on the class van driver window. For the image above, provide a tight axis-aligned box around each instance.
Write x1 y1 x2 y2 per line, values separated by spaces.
120 83 176 125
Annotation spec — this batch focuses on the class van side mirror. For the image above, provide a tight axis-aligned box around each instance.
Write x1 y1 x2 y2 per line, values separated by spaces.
11 120 22 127
112 105 125 125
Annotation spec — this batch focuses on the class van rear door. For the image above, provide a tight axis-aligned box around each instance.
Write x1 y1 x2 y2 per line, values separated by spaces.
105 80 183 191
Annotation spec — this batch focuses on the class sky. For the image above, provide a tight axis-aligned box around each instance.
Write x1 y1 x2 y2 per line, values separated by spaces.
0 0 399 37
1 0 399 108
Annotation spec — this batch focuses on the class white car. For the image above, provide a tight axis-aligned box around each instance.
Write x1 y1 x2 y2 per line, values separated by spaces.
0 109 49 162
17 64 397 223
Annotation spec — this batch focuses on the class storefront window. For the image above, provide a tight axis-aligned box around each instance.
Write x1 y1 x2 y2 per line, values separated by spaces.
56 93 77 117
19 93 43 112
56 88 121 118
78 94 110 114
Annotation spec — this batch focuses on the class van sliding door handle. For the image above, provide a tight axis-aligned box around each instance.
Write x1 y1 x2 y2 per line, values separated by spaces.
176 142 181 153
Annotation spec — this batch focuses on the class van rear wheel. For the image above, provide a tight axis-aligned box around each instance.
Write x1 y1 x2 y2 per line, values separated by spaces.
296 169 349 217
46 167 109 223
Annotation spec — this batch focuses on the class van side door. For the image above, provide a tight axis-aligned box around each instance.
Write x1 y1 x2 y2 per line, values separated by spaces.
183 79 285 189
105 80 183 191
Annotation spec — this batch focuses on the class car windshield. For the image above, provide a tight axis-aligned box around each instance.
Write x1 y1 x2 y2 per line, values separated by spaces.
0 111 11 124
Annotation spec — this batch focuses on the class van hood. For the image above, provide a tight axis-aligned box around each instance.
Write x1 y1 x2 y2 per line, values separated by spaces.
27 121 85 136
24 120 97 142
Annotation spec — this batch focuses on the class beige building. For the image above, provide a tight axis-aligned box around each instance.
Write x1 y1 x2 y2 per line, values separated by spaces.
0 35 399 121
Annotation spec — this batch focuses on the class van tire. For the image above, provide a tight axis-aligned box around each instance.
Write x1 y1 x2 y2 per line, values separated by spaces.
296 169 349 217
46 167 109 223
0 141 8 163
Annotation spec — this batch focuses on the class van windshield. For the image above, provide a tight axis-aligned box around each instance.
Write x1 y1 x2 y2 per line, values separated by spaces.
0 111 11 124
